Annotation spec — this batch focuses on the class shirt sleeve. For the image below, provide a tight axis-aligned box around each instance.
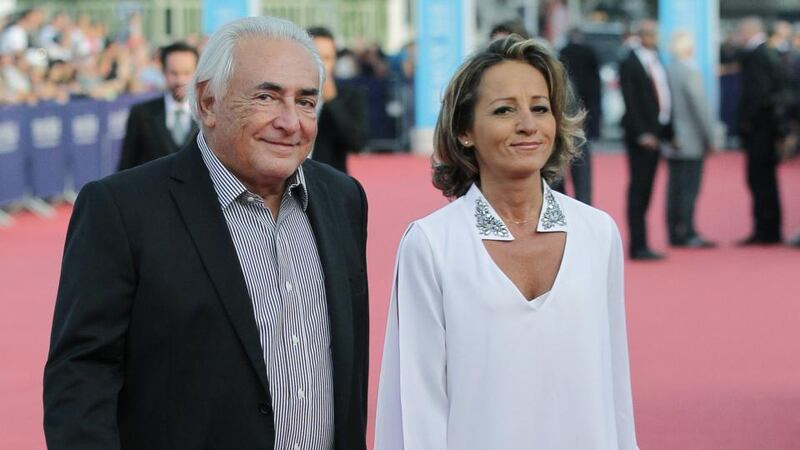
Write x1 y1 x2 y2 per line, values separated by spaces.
606 218 640 450
375 223 449 450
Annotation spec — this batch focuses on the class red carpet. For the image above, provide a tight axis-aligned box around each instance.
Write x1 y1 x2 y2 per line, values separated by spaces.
1 151 799 448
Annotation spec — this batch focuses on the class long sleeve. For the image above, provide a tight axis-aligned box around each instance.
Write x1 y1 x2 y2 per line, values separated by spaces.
43 180 135 449
606 219 639 450
375 223 448 450
686 69 715 149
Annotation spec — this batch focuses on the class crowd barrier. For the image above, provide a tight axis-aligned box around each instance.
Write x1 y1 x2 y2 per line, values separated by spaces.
0 93 158 210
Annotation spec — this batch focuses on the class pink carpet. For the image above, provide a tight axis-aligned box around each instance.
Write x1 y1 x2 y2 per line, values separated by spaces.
1 151 798 448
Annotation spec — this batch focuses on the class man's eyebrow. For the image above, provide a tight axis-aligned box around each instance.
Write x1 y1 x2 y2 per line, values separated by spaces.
253 82 319 98
255 81 282 92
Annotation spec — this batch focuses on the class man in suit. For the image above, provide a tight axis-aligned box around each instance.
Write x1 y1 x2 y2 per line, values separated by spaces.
619 19 672 260
117 41 199 170
664 30 716 248
553 28 601 205
44 16 369 450
307 26 367 174
737 17 788 245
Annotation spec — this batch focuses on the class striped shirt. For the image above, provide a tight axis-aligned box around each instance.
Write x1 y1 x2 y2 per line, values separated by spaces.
198 132 334 450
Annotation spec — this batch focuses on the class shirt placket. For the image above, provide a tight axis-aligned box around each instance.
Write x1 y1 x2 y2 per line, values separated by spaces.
275 195 311 450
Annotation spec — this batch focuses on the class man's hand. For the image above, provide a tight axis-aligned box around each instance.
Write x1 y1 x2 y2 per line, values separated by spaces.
637 133 659 151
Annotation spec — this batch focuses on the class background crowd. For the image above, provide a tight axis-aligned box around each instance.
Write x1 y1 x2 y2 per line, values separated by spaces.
1 6 799 244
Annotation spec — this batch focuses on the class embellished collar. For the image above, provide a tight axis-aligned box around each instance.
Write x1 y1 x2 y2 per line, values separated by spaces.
466 180 567 241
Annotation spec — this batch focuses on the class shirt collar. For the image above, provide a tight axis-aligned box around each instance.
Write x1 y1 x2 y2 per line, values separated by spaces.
164 93 189 115
465 180 567 241
197 131 309 210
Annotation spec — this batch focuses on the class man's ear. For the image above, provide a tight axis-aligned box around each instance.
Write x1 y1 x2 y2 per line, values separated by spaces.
195 81 216 128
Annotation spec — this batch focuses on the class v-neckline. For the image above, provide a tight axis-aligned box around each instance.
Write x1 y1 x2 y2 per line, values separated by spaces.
477 230 568 308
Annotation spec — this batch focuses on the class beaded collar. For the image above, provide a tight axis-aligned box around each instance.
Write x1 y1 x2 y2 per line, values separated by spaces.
466 181 567 241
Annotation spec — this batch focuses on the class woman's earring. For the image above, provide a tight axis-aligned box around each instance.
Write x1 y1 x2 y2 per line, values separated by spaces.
462 140 471 147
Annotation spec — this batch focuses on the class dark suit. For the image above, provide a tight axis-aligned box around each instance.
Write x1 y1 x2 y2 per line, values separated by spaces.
553 39 602 205
619 49 672 253
737 42 787 241
44 141 369 449
312 83 368 173
117 97 199 171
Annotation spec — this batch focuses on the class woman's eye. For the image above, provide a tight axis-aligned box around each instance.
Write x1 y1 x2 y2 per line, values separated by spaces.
532 105 550 114
493 106 514 115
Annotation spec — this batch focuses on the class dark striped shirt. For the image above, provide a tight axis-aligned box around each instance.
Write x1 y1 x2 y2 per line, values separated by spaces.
198 133 334 450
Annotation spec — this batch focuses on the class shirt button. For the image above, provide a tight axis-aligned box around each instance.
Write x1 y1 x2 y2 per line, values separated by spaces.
291 335 300 346
297 388 305 400
285 281 293 292
293 444 301 450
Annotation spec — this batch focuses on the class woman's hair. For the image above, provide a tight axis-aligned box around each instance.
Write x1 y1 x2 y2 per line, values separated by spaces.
432 35 585 198
187 16 324 121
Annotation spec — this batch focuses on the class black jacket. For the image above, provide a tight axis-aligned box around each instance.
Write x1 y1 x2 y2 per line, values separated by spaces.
312 83 368 173
44 142 370 449
117 96 199 171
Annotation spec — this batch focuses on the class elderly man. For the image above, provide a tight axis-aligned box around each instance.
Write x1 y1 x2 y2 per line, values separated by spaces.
44 16 369 450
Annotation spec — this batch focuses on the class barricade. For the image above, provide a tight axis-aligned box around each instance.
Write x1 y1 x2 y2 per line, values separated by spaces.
0 93 156 212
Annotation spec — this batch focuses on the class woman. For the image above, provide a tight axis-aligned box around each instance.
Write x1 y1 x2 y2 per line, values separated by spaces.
664 30 716 248
375 36 639 449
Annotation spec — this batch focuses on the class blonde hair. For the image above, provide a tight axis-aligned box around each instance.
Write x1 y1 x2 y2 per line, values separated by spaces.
432 35 585 198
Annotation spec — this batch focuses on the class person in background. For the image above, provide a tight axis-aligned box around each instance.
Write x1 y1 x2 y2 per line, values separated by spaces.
489 20 530 41
736 17 786 245
308 26 368 173
375 35 638 450
664 30 717 248
117 41 198 170
44 16 369 449
619 19 671 260
552 27 601 205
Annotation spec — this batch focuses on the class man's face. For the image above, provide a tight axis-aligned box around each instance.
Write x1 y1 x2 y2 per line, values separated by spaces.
164 50 197 102
200 38 320 193
640 22 659 49
313 36 337 77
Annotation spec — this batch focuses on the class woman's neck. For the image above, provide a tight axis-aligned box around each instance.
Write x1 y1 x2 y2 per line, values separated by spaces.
479 173 543 224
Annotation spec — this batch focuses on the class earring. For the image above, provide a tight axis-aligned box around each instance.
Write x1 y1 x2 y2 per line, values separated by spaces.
461 140 471 147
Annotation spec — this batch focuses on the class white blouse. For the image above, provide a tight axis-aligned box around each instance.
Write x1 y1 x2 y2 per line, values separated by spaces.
375 182 639 450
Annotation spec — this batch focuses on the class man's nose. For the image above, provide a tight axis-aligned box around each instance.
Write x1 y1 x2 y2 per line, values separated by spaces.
273 102 301 134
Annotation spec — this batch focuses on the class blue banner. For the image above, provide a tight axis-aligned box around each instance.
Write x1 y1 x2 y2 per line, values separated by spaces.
64 99 104 191
102 96 137 176
659 0 719 118
415 0 467 129
0 105 26 206
27 101 67 198
202 0 250 36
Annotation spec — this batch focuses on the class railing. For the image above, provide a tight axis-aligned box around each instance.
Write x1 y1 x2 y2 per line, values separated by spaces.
16 0 388 48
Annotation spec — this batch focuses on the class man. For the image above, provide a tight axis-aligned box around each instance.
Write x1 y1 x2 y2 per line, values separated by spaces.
117 41 199 170
307 26 367 173
553 27 601 205
44 16 369 450
664 30 716 248
0 8 44 56
619 19 671 260
736 17 786 245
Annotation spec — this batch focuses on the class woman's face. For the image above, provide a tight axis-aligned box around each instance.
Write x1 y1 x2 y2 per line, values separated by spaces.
461 60 556 182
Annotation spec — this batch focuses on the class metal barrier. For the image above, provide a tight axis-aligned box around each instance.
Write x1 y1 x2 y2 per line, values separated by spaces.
0 93 157 224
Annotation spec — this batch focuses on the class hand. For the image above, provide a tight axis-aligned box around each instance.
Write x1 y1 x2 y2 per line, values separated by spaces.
637 133 659 151
322 77 337 102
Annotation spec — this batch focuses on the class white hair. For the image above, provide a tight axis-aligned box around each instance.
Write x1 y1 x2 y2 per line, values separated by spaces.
669 29 694 60
188 16 325 121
